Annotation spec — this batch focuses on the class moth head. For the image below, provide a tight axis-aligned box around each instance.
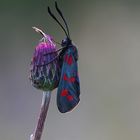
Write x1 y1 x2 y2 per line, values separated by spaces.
61 37 71 47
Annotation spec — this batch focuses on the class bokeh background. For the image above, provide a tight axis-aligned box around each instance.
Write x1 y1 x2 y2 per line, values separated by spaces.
0 0 140 140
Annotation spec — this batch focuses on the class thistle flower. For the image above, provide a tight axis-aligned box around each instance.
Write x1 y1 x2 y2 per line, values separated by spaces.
30 27 60 91
29 27 61 140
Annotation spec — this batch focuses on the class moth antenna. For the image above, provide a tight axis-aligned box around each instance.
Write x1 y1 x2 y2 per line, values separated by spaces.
55 1 70 38
48 7 69 38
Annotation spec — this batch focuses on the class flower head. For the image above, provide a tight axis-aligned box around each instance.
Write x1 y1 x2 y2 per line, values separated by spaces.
30 27 60 91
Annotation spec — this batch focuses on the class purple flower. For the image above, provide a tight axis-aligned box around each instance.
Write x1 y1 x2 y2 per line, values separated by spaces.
30 33 60 91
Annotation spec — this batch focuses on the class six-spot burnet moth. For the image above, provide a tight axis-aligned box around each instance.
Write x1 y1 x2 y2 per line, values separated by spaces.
46 1 80 113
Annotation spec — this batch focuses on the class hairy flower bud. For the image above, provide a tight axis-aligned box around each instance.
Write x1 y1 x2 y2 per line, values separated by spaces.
30 34 60 91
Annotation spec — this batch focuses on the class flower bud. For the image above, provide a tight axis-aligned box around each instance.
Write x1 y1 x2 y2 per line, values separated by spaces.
30 35 60 91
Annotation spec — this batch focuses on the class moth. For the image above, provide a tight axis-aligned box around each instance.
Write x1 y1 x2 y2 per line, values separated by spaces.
44 2 80 113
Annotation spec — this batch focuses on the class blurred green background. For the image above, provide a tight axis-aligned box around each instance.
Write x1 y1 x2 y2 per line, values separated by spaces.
0 0 140 140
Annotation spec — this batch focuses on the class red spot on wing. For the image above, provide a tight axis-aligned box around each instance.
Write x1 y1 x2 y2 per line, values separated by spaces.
61 89 68 96
61 89 74 101
64 54 73 65
63 73 75 83
67 95 73 101
69 77 75 82
67 55 73 65
63 73 68 81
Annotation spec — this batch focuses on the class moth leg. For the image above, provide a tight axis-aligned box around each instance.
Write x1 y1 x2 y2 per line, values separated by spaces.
36 54 59 67
44 46 68 55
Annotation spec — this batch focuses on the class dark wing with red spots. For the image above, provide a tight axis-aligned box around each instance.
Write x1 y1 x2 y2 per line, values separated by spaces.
57 46 80 113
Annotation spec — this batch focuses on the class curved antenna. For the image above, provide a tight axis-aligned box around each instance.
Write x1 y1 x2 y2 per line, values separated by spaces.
48 7 69 38
55 1 70 38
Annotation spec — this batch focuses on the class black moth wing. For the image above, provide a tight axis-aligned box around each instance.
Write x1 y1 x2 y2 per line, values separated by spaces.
57 45 80 113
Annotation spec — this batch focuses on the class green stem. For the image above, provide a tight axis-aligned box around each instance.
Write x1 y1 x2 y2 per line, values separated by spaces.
30 91 51 140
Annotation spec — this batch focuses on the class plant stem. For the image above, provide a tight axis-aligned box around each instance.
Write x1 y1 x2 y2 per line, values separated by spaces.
30 91 51 140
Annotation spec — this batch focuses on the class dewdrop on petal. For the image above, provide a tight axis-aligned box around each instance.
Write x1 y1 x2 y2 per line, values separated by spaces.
30 27 60 91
